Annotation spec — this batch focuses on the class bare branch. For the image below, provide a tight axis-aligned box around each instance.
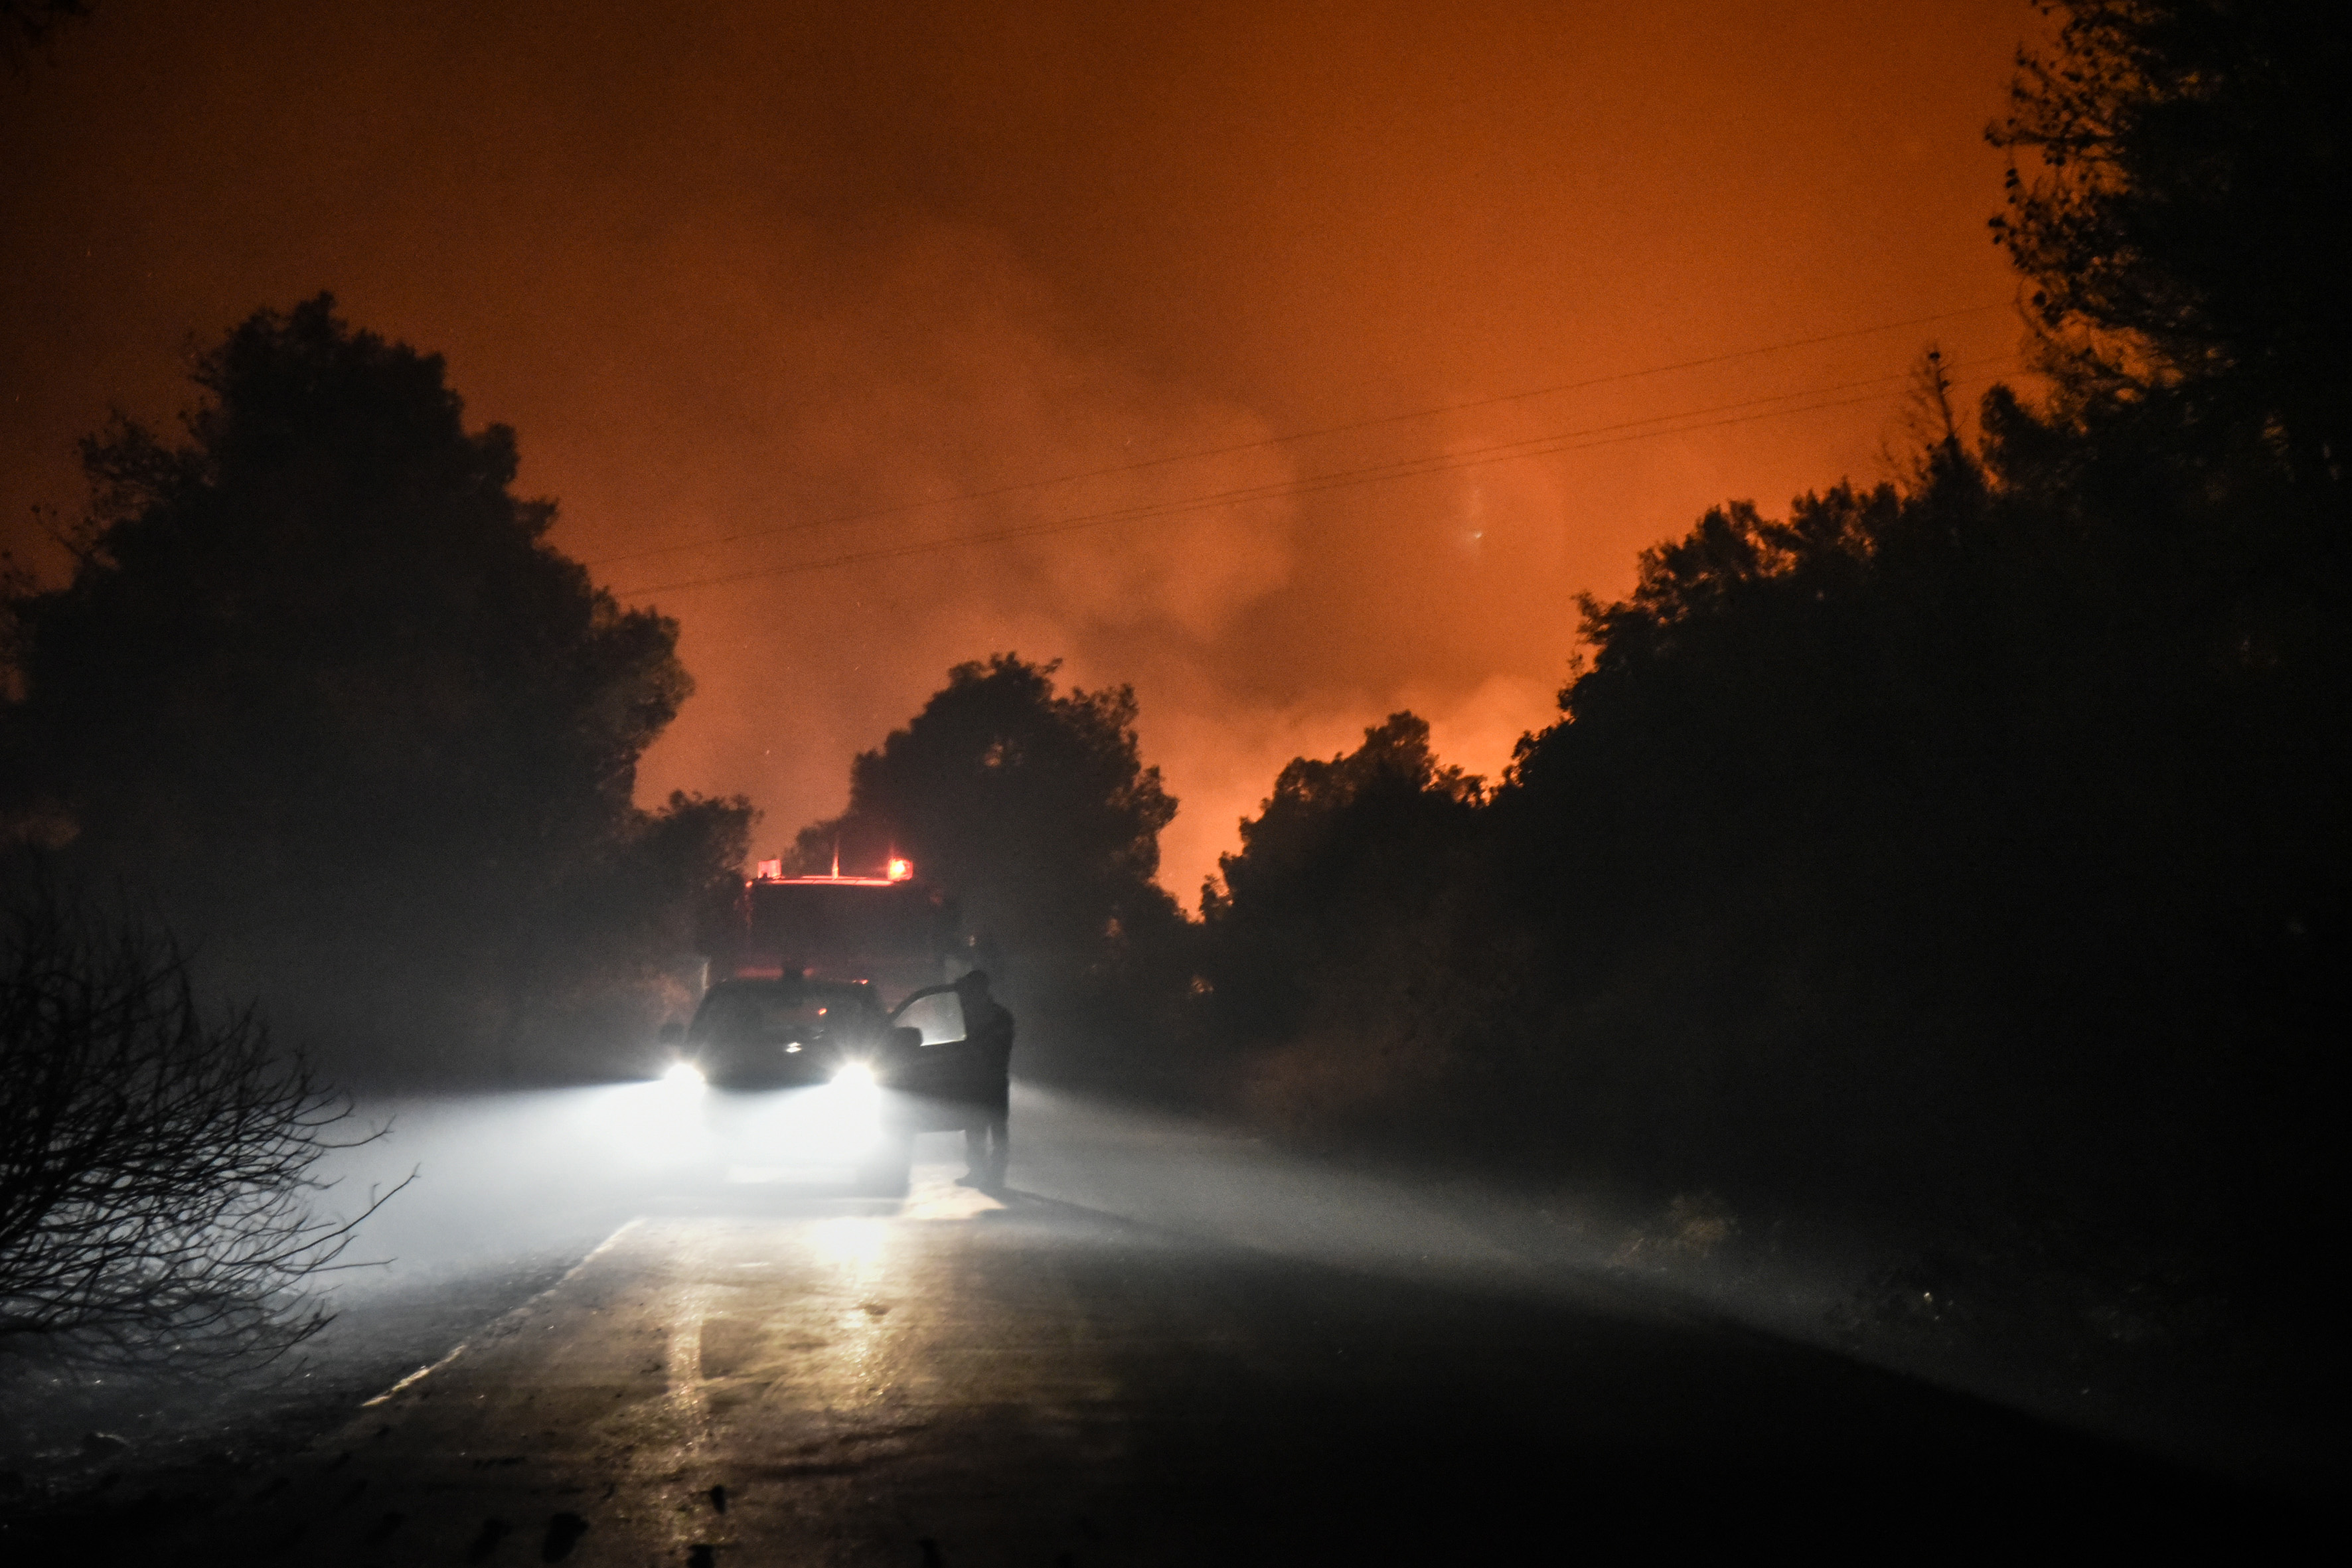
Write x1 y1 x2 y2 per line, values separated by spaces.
0 858 396 1369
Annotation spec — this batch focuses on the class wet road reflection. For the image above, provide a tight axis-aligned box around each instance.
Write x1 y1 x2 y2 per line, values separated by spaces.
141 1104 2287 1563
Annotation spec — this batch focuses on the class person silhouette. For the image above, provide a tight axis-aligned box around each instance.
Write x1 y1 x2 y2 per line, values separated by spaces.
953 970 1015 1191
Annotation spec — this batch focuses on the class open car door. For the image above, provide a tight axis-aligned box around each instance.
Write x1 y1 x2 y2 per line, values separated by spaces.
887 984 976 1105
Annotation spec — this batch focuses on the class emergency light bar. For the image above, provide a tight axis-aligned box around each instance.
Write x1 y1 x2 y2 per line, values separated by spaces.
746 855 918 888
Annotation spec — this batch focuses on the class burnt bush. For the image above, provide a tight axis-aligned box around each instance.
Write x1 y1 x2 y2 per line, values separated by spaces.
0 871 395 1368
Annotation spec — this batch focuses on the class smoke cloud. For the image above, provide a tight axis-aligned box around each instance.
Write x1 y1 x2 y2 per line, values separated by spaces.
0 0 2039 899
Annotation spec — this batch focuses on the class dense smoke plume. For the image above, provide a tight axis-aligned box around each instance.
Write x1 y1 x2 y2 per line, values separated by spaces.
0 0 2034 892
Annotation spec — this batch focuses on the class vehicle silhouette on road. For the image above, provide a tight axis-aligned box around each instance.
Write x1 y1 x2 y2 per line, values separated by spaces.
661 976 988 1196
708 858 961 1000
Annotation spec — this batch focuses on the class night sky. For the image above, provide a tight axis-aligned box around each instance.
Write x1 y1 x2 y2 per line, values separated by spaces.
2 0 2037 893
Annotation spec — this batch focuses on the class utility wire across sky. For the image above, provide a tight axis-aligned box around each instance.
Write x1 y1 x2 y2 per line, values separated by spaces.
591 299 2019 573
612 349 2019 597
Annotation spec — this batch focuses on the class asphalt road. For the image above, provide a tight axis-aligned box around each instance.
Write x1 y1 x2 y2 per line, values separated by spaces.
13 1086 2308 1563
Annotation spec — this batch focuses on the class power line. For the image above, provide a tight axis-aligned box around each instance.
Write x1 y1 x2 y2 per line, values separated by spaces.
588 299 2016 570
613 354 2018 597
617 358 2016 595
1021 353 2021 528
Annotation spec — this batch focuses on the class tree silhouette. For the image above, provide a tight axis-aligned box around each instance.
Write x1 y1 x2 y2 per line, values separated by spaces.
1 296 748 1074
1194 719 1486 1062
1202 712 1482 1044
1991 0 2352 475
792 654 1176 966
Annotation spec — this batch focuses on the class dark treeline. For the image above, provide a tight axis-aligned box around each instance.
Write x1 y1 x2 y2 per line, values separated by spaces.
1154 0 2346 1310
1 299 750 1083
803 2 2345 1322
1182 413 2336 1277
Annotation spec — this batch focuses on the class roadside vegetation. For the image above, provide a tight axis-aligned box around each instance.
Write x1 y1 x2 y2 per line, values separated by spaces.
0 871 394 1373
0 299 751 1084
821 3 2343 1374
1175 0 2343 1331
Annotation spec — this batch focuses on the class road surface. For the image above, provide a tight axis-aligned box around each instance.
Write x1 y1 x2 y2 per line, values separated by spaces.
15 1086 2300 1562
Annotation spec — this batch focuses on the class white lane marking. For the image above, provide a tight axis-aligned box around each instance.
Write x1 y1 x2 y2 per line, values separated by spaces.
649 1230 722 1560
665 1277 713 1449
356 1217 645 1407
359 1343 465 1407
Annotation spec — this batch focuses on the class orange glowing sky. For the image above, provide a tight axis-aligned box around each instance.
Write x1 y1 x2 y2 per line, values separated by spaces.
1 0 2040 898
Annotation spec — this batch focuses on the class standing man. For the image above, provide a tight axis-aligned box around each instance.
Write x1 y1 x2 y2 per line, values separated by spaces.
955 970 1015 1191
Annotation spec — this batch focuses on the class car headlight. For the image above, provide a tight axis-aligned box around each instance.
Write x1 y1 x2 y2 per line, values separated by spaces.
830 1061 876 1091
662 1058 705 1087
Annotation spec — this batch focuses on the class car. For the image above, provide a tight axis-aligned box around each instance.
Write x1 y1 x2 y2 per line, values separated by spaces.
684 977 890 1089
661 977 983 1196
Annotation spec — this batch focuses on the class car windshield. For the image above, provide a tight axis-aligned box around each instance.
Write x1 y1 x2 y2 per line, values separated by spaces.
690 982 880 1047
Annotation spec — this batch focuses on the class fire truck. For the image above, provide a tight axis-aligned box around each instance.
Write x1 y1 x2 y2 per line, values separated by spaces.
706 855 961 1006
